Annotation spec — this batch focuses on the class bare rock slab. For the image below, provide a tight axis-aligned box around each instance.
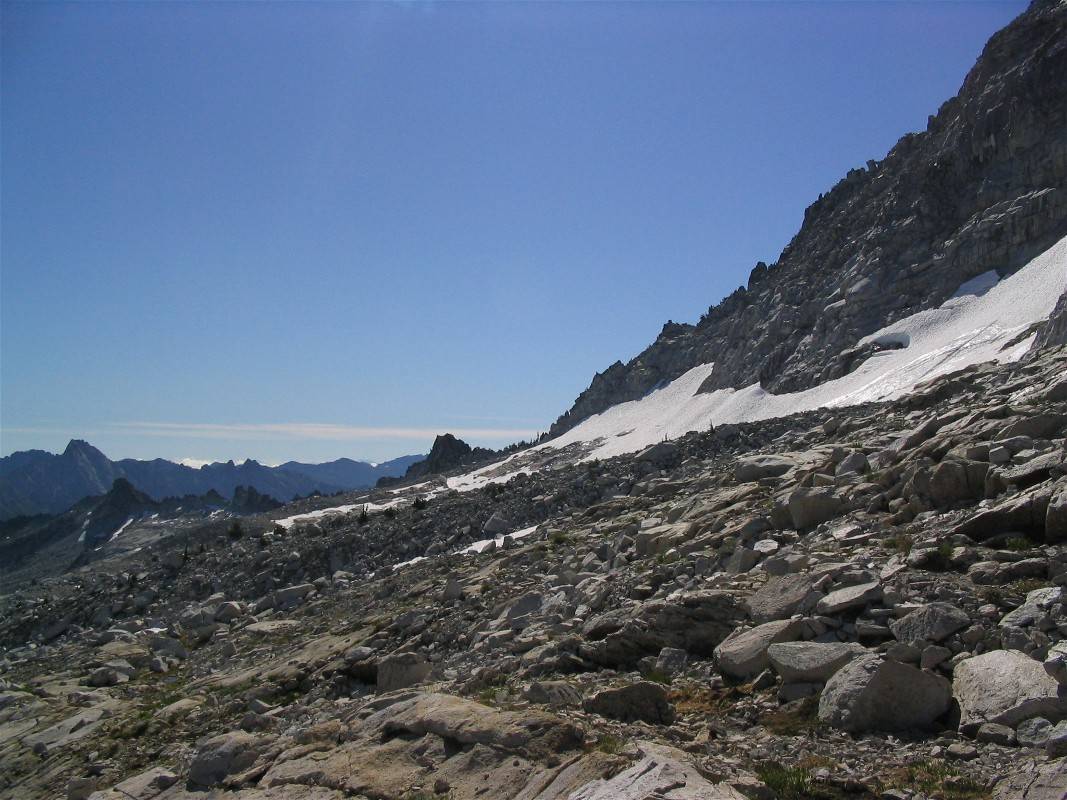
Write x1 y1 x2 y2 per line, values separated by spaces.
767 641 867 684
582 681 675 725
818 654 950 732
714 618 804 679
953 649 1067 734
567 741 747 800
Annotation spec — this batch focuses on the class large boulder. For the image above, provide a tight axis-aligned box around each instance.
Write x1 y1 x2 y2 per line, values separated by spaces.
889 602 970 645
1045 641 1067 685
746 574 821 623
582 682 675 725
714 619 803 679
377 652 431 693
926 459 987 507
787 487 842 529
735 455 795 482
188 731 272 787
815 581 882 615
581 591 744 667
1047 482 1067 544
86 768 179 800
767 642 867 684
953 650 1067 734
818 654 950 732
993 759 1067 800
952 484 1053 541
523 681 583 708
568 741 747 800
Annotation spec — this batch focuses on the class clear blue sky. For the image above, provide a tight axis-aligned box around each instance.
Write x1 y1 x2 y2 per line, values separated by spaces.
1 0 1027 465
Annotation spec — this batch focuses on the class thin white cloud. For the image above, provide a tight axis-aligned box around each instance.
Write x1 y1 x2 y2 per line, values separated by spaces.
108 421 540 442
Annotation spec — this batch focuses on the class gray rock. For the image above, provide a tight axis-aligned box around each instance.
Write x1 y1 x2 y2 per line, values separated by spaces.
504 591 544 622
523 681 583 708
767 641 866 683
992 759 1067 800
636 441 680 465
582 681 675 725
273 583 315 610
818 654 951 732
214 601 243 623
746 573 820 623
92 767 178 800
568 740 746 799
1016 717 1053 748
976 722 1016 745
787 487 842 529
482 512 510 535
188 731 270 787
377 652 431 693
655 647 688 677
889 602 970 644
815 581 882 615
1047 482 1067 543
952 650 1067 734
714 619 804 679
1046 720 1067 756
735 454 795 482
1044 641 1067 685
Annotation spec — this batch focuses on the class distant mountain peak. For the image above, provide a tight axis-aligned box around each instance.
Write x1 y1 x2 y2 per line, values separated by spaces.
1 441 423 519
62 439 104 459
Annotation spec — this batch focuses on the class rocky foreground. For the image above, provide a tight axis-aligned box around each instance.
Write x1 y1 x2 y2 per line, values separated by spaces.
4 347 1067 799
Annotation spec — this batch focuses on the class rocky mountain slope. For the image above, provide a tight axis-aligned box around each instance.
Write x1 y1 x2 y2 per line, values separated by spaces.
5 4 1067 800
0 479 283 589
549 0 1067 440
3 344 1067 799
0 441 420 520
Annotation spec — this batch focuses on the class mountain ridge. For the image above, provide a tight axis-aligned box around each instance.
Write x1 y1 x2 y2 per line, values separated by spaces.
0 440 422 519
548 0 1067 440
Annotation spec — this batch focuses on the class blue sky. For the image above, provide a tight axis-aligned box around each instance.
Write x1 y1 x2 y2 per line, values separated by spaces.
1 0 1026 465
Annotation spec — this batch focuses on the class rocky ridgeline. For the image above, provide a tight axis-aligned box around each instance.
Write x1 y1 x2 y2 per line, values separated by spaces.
549 0 1067 440
1 346 1067 799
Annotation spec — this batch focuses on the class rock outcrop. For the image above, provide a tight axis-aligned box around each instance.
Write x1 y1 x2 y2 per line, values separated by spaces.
549 0 1067 439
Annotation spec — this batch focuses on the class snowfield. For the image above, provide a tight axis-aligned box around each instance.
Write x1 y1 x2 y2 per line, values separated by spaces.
450 233 1067 485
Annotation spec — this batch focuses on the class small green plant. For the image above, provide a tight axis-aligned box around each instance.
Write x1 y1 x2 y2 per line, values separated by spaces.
756 764 813 800
760 696 824 736
358 505 369 525
549 530 570 546
1010 577 1048 596
595 733 624 754
383 506 397 519
642 667 671 685
924 541 954 571
227 521 245 540
1004 536 1032 551
886 532 913 555
978 586 1004 606
412 496 429 511
889 760 988 800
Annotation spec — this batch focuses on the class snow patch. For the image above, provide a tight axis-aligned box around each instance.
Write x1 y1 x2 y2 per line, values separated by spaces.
274 498 404 529
446 234 1066 478
107 518 134 543
459 524 539 555
541 234 1067 461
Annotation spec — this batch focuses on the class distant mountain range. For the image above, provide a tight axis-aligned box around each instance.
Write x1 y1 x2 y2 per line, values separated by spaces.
0 440 422 519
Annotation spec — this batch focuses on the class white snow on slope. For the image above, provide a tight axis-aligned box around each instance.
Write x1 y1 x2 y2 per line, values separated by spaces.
551 234 1066 460
107 518 134 543
275 499 404 529
460 524 539 554
449 234 1066 484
